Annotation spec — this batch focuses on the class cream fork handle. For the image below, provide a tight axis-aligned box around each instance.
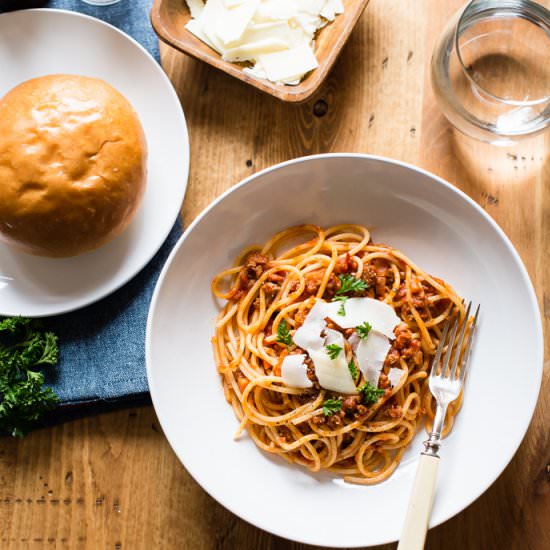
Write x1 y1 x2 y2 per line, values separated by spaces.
397 454 440 550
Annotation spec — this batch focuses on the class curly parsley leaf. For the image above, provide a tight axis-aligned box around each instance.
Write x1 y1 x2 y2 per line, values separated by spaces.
276 319 293 346
348 359 358 379
325 343 342 360
356 322 372 340
332 275 367 315
335 274 368 296
0 317 32 334
359 381 385 406
322 398 342 416
0 317 60 437
333 296 347 316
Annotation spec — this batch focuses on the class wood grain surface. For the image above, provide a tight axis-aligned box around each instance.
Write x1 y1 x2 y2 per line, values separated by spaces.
1 1 548 548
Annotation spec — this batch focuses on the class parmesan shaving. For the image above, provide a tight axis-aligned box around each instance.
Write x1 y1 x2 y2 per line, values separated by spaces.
182 0 345 85
281 354 313 389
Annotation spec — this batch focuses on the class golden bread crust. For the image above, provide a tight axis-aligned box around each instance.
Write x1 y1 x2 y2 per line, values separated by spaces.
0 74 147 257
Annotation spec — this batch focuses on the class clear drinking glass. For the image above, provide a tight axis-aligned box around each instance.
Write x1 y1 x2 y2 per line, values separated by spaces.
431 0 550 145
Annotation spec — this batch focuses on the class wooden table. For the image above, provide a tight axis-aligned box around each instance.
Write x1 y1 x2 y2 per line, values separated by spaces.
1 1 548 548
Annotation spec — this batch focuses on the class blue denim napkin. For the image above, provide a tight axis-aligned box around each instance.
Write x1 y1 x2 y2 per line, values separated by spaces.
0 1 181 407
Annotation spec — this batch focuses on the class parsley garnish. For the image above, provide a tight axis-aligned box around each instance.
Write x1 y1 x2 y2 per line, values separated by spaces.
348 359 358 379
334 296 347 316
325 343 342 360
276 319 292 346
322 398 342 416
356 322 372 340
0 317 60 437
332 275 368 315
336 274 368 296
359 382 385 406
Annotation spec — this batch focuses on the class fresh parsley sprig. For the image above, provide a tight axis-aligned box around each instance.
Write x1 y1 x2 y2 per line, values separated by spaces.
336 274 368 296
325 343 342 360
348 359 358 379
332 275 368 315
0 317 60 437
333 296 347 316
356 322 372 340
359 382 385 406
276 319 293 346
322 398 342 416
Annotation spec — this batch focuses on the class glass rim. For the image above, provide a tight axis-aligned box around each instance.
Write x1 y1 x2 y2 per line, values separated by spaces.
455 0 550 107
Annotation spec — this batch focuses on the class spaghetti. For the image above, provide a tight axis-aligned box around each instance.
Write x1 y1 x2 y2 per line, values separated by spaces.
212 224 468 484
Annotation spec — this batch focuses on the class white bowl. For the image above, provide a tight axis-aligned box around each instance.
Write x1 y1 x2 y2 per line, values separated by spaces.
146 154 543 547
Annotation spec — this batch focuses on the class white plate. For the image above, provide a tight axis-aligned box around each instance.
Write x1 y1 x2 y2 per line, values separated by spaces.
0 9 189 317
146 154 543 547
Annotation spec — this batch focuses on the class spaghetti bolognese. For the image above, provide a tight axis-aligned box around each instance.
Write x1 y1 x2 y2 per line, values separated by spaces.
212 224 469 484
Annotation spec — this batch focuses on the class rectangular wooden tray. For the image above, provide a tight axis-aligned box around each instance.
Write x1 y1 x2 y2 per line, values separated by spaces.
151 0 369 103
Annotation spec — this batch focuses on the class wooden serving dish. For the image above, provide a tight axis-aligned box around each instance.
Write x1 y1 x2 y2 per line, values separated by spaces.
151 0 370 103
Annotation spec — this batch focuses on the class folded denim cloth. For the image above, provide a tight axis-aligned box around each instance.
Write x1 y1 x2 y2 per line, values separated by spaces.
44 221 182 405
44 0 160 61
0 1 180 408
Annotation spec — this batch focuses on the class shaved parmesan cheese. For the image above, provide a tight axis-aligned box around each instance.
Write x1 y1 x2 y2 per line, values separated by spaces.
241 21 293 45
331 298 401 339
215 0 259 45
187 0 228 54
348 332 360 352
320 0 344 20
325 327 344 347
290 297 399 394
388 367 404 388
259 45 319 83
185 19 224 54
356 331 391 386
223 0 246 7
184 0 205 18
281 354 313 388
310 329 356 394
183 0 344 85
223 39 289 62
296 0 327 16
293 301 331 351
294 12 323 35
254 0 297 22
243 62 268 80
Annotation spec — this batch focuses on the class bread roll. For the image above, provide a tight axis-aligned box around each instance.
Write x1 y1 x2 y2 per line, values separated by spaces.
0 74 147 257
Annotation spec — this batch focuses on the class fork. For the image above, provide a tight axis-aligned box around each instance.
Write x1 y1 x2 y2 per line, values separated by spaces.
397 302 480 550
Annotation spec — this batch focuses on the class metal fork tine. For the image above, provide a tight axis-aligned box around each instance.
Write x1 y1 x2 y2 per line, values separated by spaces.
440 314 459 377
430 314 452 378
449 302 472 379
458 304 480 383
